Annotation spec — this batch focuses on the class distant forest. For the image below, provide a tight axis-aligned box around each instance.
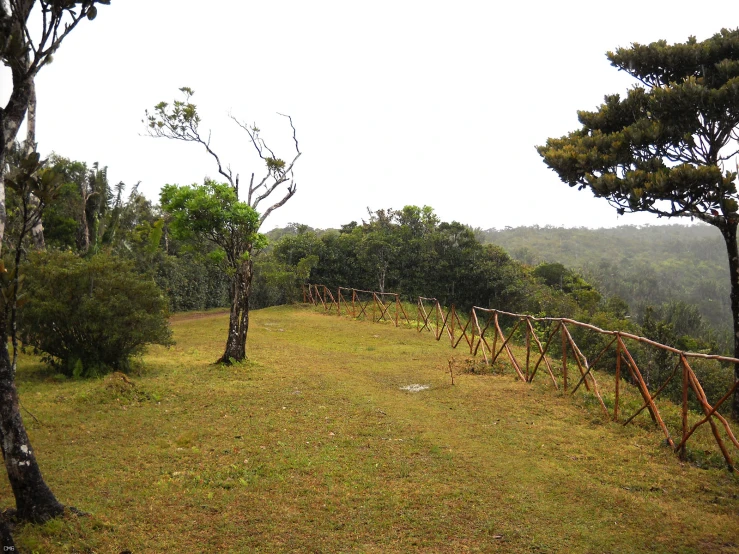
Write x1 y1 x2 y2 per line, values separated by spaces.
478 224 730 345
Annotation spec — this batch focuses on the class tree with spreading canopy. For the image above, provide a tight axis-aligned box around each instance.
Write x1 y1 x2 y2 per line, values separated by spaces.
160 180 265 363
146 88 301 363
537 28 739 418
0 0 111 529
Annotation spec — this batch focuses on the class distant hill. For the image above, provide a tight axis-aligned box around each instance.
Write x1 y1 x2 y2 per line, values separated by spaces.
479 224 730 340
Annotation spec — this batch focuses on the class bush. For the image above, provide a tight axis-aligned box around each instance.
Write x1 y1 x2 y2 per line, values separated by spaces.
20 250 174 377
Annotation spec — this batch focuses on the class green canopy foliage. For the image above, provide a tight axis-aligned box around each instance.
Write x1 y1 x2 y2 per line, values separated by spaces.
269 206 586 314
160 180 265 269
537 29 739 222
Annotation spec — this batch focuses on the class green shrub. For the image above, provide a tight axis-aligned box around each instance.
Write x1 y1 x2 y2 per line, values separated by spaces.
20 250 173 376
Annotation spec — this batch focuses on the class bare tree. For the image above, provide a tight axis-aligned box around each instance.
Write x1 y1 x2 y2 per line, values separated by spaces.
146 87 301 362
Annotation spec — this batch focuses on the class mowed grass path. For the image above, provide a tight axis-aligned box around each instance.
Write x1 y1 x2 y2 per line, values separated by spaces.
5 305 739 553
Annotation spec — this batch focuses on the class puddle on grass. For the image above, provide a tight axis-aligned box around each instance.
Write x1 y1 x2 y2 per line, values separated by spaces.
399 384 430 393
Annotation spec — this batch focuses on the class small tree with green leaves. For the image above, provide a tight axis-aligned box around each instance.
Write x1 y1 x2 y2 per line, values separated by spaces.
537 28 739 418
146 88 301 363
160 180 266 363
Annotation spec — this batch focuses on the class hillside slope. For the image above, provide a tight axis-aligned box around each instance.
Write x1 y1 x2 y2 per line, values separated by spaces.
481 224 730 333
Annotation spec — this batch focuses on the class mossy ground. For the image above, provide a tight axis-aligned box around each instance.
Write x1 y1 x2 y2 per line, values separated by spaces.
4 304 739 553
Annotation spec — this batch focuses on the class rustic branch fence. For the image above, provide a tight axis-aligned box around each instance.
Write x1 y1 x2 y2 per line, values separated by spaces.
303 283 739 471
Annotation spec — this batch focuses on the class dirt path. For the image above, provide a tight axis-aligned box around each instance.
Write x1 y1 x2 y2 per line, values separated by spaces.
170 309 229 323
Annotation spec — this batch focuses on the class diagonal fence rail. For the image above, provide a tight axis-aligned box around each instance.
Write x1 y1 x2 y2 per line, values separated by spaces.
303 283 739 471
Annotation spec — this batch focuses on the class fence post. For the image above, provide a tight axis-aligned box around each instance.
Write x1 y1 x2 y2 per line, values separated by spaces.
395 295 399 327
490 314 501 366
614 337 621 421
450 304 456 346
681 354 689 460
561 324 568 392
525 318 531 381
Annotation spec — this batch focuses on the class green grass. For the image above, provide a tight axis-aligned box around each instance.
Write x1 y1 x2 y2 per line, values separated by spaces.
4 304 739 553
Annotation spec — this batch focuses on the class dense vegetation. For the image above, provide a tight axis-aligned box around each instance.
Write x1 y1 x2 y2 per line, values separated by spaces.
5 153 195 376
258 207 604 317
479 224 728 347
21 251 173 377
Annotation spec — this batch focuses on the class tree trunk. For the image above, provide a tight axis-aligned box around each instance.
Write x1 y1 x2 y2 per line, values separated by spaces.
218 259 253 364
25 80 45 250
0 127 7 252
721 220 739 419
0 85 63 527
0 520 14 551
0 318 64 522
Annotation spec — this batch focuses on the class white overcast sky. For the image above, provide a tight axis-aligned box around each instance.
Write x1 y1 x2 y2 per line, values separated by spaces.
2 0 737 231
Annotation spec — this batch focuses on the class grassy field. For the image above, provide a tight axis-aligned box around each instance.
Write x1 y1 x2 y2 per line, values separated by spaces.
3 304 739 553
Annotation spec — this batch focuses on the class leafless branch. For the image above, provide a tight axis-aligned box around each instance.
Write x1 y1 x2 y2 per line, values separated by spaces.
259 182 297 227
247 173 255 205
277 112 300 154
229 115 274 161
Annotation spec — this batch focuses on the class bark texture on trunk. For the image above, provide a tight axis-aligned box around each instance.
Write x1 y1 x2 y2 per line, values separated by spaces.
0 520 14 551
0 87 63 523
721 220 739 419
0 319 64 522
0 126 7 252
218 259 253 364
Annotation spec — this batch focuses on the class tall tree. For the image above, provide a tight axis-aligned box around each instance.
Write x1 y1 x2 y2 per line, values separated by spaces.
537 28 739 417
146 88 301 363
0 0 111 525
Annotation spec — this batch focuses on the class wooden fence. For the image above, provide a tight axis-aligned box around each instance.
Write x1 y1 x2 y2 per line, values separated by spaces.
303 283 739 471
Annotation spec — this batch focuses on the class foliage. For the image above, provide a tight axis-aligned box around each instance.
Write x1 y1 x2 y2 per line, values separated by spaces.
20 251 173 377
250 253 317 309
160 180 264 260
272 206 536 312
537 28 739 222
154 253 230 312
482 223 733 351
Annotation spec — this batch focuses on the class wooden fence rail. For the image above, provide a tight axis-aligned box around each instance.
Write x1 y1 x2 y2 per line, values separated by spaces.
303 284 739 471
